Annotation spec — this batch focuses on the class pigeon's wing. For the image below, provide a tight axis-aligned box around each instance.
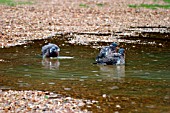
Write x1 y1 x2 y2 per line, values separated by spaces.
98 46 109 58
96 46 110 63
42 44 49 54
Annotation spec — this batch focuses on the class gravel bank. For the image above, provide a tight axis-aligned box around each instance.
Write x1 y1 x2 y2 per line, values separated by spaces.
0 0 170 47
0 90 90 113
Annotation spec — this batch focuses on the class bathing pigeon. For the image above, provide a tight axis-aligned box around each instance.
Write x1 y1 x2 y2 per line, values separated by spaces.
96 42 125 65
41 43 60 58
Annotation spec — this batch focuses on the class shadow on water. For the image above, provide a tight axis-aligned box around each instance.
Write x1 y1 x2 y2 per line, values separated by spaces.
0 36 170 112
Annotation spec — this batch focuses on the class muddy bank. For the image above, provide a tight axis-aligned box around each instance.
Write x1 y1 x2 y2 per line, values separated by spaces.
1 26 169 48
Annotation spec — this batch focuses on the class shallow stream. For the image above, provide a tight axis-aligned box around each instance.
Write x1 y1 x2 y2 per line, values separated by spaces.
0 36 169 112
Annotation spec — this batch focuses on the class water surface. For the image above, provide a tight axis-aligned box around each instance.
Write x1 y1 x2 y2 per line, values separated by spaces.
0 37 169 112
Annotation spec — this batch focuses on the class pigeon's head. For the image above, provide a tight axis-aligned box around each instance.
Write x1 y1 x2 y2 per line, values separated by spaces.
49 46 60 57
109 42 118 51
110 42 118 47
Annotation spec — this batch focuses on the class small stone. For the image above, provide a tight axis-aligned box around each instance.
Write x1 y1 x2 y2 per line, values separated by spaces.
116 105 121 108
64 88 71 91
102 94 107 98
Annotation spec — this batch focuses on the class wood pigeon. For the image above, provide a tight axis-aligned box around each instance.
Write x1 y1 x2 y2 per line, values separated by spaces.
41 43 60 58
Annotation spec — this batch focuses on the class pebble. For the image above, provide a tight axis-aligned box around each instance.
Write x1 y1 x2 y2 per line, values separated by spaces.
102 94 107 98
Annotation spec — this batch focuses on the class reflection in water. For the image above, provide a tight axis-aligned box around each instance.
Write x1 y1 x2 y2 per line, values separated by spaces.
98 65 125 81
42 58 60 70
